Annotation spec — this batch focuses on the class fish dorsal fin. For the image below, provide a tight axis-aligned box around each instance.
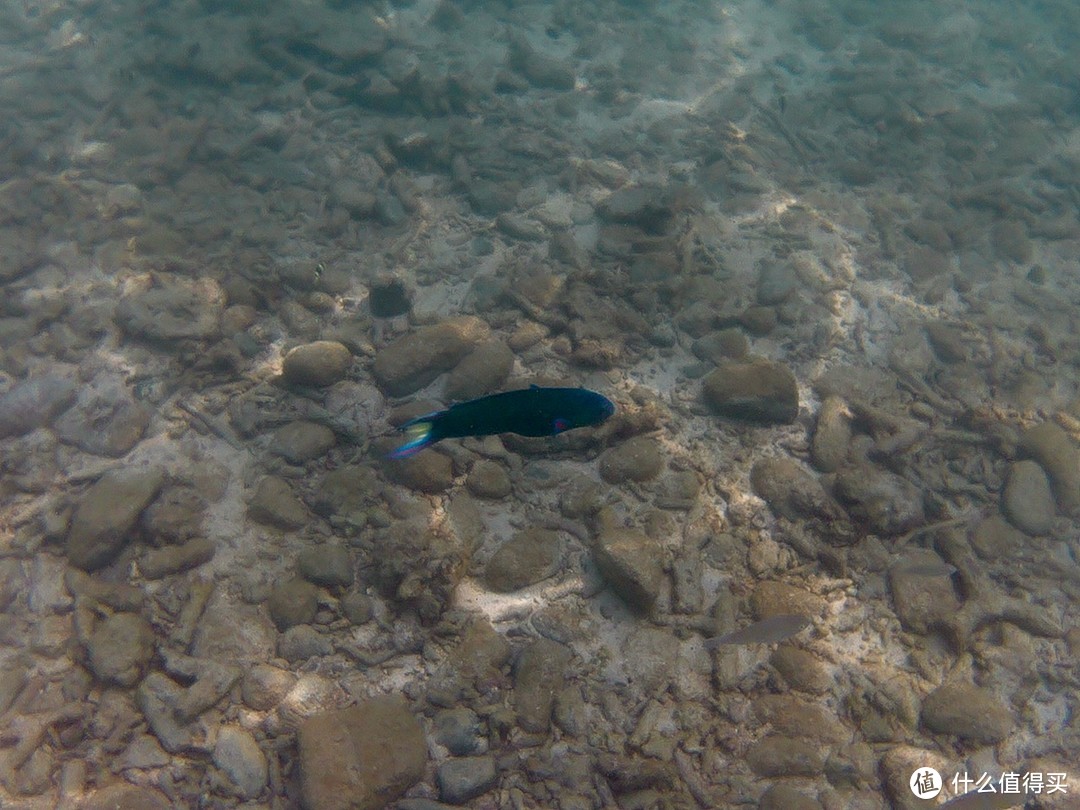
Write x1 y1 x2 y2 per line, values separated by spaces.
530 383 540 390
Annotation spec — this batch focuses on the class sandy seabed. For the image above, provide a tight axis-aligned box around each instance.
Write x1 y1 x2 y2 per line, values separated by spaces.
0 0 1078 808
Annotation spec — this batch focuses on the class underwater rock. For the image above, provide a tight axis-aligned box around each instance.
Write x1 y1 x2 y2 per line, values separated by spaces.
384 450 454 494
298 696 425 810
192 599 276 662
368 276 411 318
248 476 310 530
753 695 848 745
330 177 377 219
67 467 165 571
903 245 951 283
55 377 149 457
757 258 800 305
597 185 673 234
433 708 485 757
593 525 663 613
137 672 211 754
1001 460 1055 535
599 436 664 484
444 340 514 401
692 329 748 363
270 420 337 463
115 276 225 343
241 664 297 712
769 647 830 694
750 581 826 620
427 619 512 707
924 320 968 364
213 725 268 800
991 219 1033 263
919 683 1012 745
86 612 155 687
466 459 512 499
750 456 844 522
702 358 799 424
745 736 824 777
278 625 333 661
738 305 778 336
437 755 498 804
496 212 546 242
311 464 379 518
758 785 822 810
1018 421 1080 514
340 592 373 625
888 555 962 635
78 784 171 810
834 464 924 536
297 544 354 588
373 316 490 396
373 520 471 623
139 537 215 579
482 528 561 592
141 484 207 542
811 395 852 473
506 34 574 90
281 341 353 388
0 227 42 283
969 514 1026 562
267 579 318 631
0 374 76 439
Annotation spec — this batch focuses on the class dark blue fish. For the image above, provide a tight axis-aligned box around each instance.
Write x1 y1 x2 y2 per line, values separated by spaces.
389 385 615 459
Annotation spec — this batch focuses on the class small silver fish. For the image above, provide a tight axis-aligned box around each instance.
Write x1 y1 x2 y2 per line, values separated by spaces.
893 561 958 578
704 614 811 649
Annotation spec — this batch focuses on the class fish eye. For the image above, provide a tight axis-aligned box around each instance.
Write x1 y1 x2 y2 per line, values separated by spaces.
553 417 570 433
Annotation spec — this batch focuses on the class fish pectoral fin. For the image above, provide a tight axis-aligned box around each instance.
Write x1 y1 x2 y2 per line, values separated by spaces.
388 421 435 459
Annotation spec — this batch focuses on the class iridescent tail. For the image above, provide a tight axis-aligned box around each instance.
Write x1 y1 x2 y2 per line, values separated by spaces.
387 419 436 459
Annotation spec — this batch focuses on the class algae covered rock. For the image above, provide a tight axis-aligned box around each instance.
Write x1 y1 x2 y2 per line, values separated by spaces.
67 467 165 571
282 341 353 387
702 357 799 424
373 316 489 396
599 436 664 484
298 696 426 810
483 528 561 592
593 525 663 613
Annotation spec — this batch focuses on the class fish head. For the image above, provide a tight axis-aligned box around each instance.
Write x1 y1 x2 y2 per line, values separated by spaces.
559 389 616 432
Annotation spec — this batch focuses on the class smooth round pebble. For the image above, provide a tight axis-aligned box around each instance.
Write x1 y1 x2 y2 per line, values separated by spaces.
267 579 319 631
271 421 337 463
482 528 561 592
298 544 354 588
213 725 268 799
340 592 374 625
466 460 512 499
1002 460 1055 535
282 341 353 387
599 436 663 484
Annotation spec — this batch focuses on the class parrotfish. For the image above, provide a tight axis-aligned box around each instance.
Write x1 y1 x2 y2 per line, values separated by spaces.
388 385 615 459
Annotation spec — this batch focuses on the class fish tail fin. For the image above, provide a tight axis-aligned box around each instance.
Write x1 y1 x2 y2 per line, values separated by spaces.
387 419 436 459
